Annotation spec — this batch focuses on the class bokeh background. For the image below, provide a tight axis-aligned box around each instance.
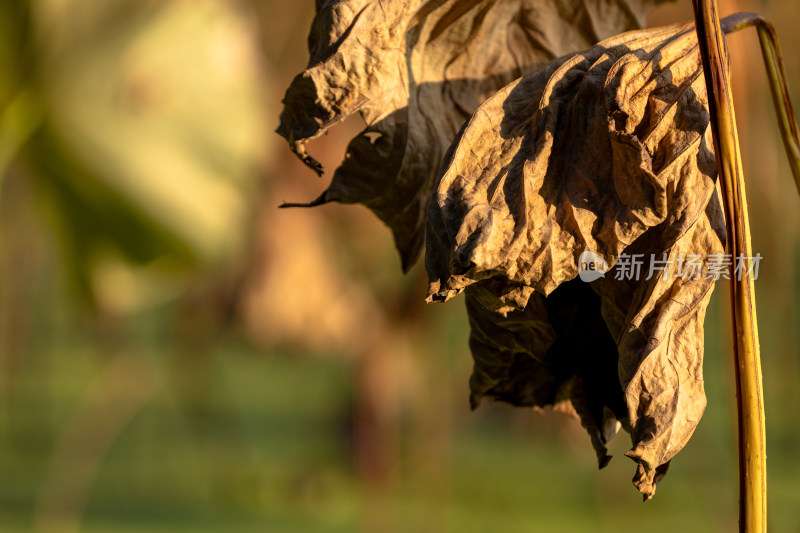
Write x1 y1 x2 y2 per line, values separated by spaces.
0 1 798 532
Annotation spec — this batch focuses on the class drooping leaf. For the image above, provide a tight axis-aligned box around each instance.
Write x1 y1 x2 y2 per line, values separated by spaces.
278 0 669 270
425 19 736 498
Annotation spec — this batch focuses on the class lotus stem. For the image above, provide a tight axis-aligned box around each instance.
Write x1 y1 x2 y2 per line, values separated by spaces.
692 2 767 532
723 12 800 196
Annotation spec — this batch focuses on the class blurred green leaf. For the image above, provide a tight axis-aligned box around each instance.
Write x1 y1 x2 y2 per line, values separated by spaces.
5 0 269 312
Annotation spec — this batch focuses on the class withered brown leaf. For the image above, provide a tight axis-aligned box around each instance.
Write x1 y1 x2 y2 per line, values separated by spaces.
278 0 669 270
425 19 737 499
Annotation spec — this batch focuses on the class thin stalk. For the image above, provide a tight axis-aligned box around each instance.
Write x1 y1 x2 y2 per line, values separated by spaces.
692 2 766 533
723 12 800 194
754 21 800 195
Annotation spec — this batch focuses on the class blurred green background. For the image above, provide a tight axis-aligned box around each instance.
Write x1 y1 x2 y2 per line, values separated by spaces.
0 1 798 532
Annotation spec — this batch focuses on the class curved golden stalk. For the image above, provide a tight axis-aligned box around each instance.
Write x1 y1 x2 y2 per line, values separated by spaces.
724 12 800 195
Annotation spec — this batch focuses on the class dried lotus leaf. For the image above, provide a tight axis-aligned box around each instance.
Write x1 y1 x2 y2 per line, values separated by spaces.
278 0 668 269
426 19 737 498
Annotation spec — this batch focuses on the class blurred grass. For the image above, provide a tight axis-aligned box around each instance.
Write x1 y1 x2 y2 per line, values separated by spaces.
0 290 797 533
